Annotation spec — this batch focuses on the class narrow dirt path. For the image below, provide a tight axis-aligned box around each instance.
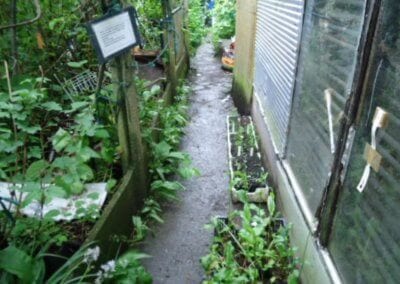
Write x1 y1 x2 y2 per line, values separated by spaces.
141 41 234 283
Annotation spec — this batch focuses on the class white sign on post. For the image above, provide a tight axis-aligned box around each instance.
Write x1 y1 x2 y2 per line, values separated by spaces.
88 7 141 63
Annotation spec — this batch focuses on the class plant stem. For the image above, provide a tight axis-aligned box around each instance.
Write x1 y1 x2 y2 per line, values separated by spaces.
63 273 99 284
10 0 19 76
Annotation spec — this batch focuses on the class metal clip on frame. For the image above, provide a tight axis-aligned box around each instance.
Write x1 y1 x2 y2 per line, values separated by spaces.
356 107 389 193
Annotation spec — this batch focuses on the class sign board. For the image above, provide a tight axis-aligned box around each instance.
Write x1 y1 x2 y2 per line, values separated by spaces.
87 7 141 63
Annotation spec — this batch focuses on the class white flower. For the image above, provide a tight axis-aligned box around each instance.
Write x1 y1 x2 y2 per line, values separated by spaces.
83 246 100 264
101 260 116 278
94 271 103 284
251 221 257 227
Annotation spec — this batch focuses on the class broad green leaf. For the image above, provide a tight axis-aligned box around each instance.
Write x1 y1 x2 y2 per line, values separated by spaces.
27 146 42 159
20 189 42 208
69 101 89 112
17 124 41 134
0 246 35 283
77 146 100 161
26 160 49 180
288 270 300 284
178 166 200 179
77 163 94 181
52 156 75 170
267 193 276 216
70 181 85 195
150 85 161 96
87 192 99 200
168 151 186 160
44 209 61 219
42 101 63 111
67 60 88 68
52 128 72 152
49 17 65 30
46 185 67 199
94 128 110 138
106 179 117 191
54 176 73 196
154 141 172 158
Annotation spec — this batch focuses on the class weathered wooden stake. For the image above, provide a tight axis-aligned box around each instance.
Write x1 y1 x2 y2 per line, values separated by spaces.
112 52 148 191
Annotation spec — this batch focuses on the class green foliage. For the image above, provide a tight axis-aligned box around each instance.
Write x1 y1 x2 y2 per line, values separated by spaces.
201 193 300 283
0 242 152 284
0 245 45 284
0 77 117 218
128 0 163 50
101 251 152 284
1 238 152 283
0 0 102 77
188 0 207 52
211 0 236 48
8 218 68 255
0 75 118 271
139 80 198 204
126 80 199 244
230 117 267 192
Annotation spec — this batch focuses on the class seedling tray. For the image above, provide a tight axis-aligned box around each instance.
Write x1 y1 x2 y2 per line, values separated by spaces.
227 115 269 203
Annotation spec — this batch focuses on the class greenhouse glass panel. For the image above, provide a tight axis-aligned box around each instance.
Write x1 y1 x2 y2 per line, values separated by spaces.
285 0 366 213
330 1 400 282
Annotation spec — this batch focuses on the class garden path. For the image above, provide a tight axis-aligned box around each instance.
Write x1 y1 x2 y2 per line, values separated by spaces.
141 40 234 283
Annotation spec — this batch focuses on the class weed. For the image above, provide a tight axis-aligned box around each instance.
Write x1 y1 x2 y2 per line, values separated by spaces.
202 192 300 283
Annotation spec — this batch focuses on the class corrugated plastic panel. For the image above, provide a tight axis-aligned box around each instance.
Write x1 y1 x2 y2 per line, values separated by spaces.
254 0 304 154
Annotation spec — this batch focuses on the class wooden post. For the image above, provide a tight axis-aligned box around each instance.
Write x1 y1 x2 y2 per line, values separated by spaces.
162 0 178 100
112 52 148 195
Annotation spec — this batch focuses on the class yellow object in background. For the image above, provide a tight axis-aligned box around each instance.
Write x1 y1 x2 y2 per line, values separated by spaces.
36 32 45 49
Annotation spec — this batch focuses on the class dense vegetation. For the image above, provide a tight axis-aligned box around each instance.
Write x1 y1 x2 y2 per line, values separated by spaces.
188 0 207 52
0 0 204 282
211 0 236 49
202 193 300 283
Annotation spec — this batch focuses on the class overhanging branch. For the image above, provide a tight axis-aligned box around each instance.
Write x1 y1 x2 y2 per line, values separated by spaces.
0 0 41 31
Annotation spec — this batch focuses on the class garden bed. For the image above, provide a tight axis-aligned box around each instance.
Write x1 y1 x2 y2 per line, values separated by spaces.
227 115 269 203
202 194 300 283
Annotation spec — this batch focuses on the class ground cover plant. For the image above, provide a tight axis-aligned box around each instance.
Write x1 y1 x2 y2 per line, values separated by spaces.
202 193 300 283
123 79 199 244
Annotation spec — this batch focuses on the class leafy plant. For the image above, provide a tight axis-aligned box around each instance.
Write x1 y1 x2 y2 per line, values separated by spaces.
128 0 163 50
188 0 207 52
0 73 118 271
232 170 250 191
99 251 152 284
127 80 199 244
211 0 236 49
202 193 300 283
1 240 152 284
0 244 46 284
7 218 68 255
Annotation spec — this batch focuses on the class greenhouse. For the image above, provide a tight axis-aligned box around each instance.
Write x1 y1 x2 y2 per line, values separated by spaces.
0 0 399 283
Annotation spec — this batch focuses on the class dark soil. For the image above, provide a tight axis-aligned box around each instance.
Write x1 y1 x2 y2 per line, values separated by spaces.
229 116 266 193
136 63 165 82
